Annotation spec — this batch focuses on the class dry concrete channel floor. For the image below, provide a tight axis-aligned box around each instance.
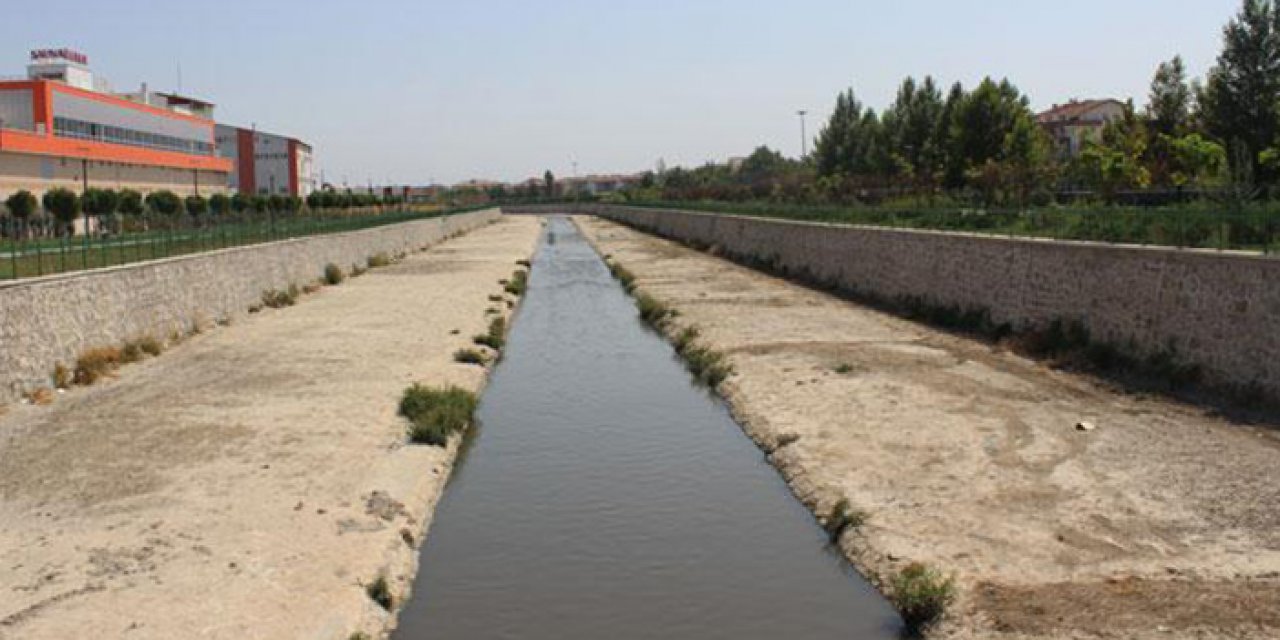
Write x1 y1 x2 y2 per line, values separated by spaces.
2 212 1279 640
0 216 541 639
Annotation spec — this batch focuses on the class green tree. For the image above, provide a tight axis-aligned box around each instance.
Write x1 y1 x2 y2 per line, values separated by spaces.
184 195 208 221
882 76 946 187
1001 113 1054 206
42 188 81 236
81 188 120 235
145 190 184 218
543 170 556 198
1075 112 1152 202
950 78 1033 183
1148 55 1194 137
1167 133 1228 187
5 190 38 238
230 192 248 214
1199 0 1280 181
209 193 230 217
118 189 143 218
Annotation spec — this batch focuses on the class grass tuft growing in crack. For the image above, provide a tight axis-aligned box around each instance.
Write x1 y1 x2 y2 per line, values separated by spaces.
473 317 506 350
504 269 528 296
822 498 867 542
453 348 488 366
365 575 393 611
399 384 478 447
891 562 956 635
324 263 346 286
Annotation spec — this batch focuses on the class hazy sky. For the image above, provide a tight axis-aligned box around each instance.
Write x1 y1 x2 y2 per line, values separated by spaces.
0 0 1242 185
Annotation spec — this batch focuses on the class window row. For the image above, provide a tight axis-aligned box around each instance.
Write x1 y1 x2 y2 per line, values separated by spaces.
52 116 214 156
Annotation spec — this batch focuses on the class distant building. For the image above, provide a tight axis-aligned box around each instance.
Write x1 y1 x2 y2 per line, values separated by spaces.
558 174 639 196
0 49 230 199
214 124 314 197
1036 99 1127 159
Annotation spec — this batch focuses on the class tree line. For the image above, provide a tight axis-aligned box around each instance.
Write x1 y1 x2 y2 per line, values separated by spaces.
2 186 404 239
637 0 1280 208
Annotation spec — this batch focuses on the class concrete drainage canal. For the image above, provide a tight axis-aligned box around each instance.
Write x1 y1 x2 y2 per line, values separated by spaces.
392 216 902 639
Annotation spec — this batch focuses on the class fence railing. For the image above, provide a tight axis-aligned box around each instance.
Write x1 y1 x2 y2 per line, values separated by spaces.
629 200 1280 254
0 205 481 281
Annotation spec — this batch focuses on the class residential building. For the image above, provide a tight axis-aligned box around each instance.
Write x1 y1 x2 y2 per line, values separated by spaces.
1036 99 1127 159
0 49 231 199
214 124 315 197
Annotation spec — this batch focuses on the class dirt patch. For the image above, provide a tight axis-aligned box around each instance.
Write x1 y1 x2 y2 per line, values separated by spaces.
976 578 1280 637
578 216 1280 639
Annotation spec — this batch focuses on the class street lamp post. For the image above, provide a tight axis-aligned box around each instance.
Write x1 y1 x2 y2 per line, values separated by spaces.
797 110 809 159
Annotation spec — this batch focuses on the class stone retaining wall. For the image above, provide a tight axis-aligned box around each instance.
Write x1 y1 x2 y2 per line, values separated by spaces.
0 208 501 401
508 204 1280 399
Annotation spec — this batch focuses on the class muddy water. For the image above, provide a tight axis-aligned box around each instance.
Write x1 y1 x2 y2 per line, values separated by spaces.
393 216 901 639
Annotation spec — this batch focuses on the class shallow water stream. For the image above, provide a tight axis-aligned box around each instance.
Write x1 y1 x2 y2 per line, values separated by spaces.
392 216 901 639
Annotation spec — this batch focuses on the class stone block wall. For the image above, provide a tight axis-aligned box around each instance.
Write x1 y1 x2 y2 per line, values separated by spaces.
0 208 501 401
507 204 1280 398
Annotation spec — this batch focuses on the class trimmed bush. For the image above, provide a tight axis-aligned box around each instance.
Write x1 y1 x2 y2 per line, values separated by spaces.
399 384 478 446
891 562 956 633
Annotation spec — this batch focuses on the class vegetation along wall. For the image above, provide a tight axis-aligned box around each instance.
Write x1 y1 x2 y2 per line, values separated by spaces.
510 204 1280 401
0 208 501 402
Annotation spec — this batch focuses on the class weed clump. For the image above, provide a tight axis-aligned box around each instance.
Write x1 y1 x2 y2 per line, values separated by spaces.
891 562 955 633
367 253 392 268
504 269 528 296
324 263 346 286
262 285 300 308
635 293 674 327
473 317 506 350
365 575 393 611
74 347 123 385
488 294 504 303
52 363 72 389
669 325 732 387
453 348 488 366
351 263 368 278
608 261 636 292
823 498 867 542
399 384 478 446
515 259 531 268
834 363 854 374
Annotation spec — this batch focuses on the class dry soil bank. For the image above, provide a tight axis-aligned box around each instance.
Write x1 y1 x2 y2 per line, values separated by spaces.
579 216 1280 640
0 215 542 639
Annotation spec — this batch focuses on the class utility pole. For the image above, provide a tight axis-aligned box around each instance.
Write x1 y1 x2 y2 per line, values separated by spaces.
797 110 809 159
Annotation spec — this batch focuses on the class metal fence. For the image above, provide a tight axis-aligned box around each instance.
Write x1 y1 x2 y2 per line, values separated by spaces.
0 206 474 281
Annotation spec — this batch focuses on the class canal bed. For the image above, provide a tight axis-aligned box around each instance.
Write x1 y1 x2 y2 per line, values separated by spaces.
392 216 901 639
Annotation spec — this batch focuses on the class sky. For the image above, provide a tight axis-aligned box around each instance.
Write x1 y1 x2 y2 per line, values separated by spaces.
0 0 1244 185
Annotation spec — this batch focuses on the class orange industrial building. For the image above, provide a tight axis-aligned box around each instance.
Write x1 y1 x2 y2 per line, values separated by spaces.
0 49 231 199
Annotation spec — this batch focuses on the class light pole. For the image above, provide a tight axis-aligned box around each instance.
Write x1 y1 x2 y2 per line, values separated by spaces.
797 110 809 159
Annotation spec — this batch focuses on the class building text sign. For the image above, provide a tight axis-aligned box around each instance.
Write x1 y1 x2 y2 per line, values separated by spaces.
30 49 89 65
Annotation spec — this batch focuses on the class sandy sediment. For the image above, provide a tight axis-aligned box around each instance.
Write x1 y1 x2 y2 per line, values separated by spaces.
577 216 1280 640
0 215 542 640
